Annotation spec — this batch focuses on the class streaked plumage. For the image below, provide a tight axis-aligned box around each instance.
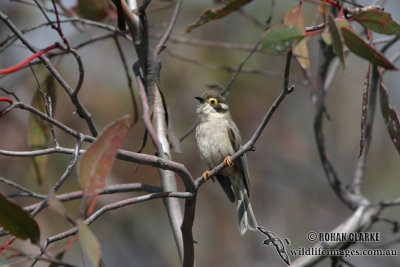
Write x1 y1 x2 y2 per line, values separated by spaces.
194 90 257 235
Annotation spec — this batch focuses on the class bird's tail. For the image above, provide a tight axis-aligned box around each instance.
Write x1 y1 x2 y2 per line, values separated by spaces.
235 187 258 235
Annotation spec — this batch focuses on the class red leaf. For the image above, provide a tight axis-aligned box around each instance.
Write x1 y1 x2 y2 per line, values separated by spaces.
79 115 131 197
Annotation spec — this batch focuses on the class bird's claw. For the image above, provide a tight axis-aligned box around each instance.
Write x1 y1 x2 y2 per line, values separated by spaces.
202 170 215 182
223 155 234 167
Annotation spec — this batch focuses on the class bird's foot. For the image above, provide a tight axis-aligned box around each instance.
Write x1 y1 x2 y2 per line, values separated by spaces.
202 170 215 182
223 155 235 167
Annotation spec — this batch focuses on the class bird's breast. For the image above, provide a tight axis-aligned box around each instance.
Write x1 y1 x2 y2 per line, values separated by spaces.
195 117 235 169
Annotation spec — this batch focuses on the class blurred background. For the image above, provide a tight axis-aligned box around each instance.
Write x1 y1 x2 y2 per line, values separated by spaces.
0 0 400 266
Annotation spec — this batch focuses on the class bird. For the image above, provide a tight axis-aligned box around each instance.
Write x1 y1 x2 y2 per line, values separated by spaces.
194 90 258 235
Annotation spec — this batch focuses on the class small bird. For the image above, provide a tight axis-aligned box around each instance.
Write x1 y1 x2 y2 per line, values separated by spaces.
194 90 258 235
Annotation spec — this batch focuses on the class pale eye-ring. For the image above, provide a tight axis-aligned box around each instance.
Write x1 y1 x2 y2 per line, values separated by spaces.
208 97 218 105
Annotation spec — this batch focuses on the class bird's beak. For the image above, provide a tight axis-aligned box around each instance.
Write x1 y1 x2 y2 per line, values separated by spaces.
194 96 204 102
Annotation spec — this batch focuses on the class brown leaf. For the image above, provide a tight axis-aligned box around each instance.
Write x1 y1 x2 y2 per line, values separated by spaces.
79 115 131 197
327 14 347 69
359 63 371 156
78 220 101 266
183 0 253 34
379 80 400 154
283 5 310 69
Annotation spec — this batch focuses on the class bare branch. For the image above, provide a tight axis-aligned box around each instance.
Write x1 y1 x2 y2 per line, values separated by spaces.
24 183 192 212
11 101 93 141
36 192 193 247
113 36 139 123
30 136 83 217
0 177 45 199
0 10 98 136
352 66 379 195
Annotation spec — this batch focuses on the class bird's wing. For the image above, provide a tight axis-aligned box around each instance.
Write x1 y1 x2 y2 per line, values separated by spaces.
216 174 235 202
227 125 250 195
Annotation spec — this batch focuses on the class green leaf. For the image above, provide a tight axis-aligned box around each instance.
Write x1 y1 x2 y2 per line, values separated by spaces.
352 9 400 36
327 14 346 68
78 220 101 267
261 24 305 55
283 5 310 69
73 0 109 21
341 27 397 70
79 115 131 197
380 81 400 154
28 75 56 185
183 0 253 34
0 192 40 244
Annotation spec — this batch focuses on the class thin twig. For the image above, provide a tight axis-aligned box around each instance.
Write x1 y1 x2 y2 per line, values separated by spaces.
113 36 139 124
133 62 161 150
352 66 379 195
24 183 189 211
168 36 260 51
154 0 182 56
28 64 59 147
31 136 83 217
0 11 98 136
10 101 93 141
166 50 285 77
0 177 45 199
35 191 193 249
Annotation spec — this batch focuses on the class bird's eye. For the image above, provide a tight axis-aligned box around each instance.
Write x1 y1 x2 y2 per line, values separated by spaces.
208 98 218 105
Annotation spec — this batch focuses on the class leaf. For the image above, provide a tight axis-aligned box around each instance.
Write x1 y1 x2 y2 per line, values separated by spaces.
379 81 400 154
79 115 131 197
48 189 68 219
341 27 397 70
261 24 305 55
183 0 253 34
352 9 400 36
321 27 332 45
359 63 371 156
283 5 310 69
327 14 346 69
78 220 101 267
28 75 56 185
0 192 40 244
73 0 109 21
